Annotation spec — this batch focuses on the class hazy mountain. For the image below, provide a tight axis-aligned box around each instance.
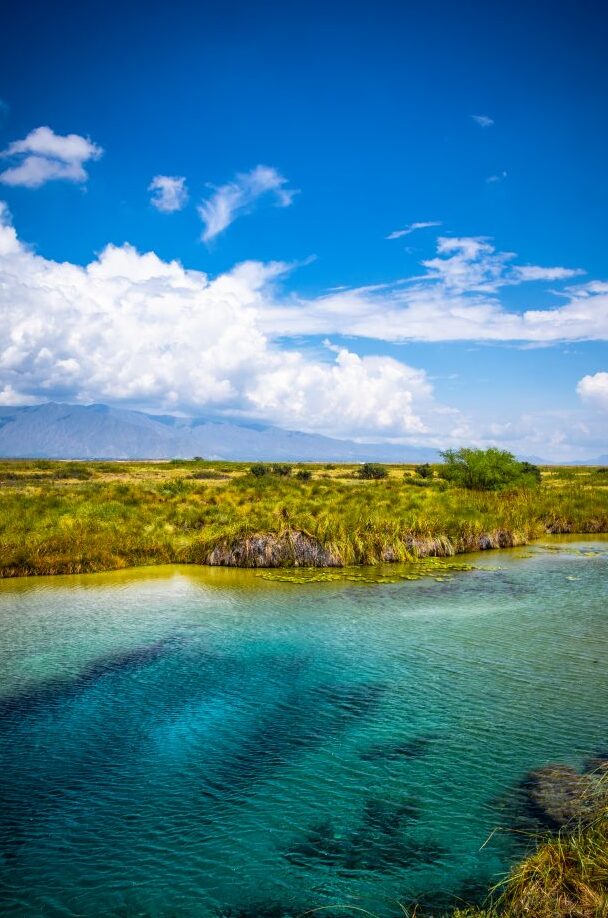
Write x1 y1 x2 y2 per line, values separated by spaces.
0 403 440 462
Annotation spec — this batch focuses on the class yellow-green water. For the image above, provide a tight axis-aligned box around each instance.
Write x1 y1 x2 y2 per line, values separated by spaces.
0 540 607 916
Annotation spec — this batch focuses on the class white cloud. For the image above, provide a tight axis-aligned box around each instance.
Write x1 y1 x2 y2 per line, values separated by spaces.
472 114 494 127
0 203 441 440
1 203 606 455
259 236 604 344
486 170 507 183
198 165 297 242
386 221 442 240
513 265 584 282
0 126 103 188
149 175 188 213
247 345 433 437
577 372 608 410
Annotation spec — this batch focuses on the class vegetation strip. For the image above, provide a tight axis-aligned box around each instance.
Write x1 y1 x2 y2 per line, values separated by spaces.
0 450 606 578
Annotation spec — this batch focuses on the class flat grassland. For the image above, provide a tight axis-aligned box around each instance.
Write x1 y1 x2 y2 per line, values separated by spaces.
0 459 606 577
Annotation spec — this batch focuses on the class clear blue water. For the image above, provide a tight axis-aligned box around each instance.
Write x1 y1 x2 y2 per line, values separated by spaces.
0 540 607 917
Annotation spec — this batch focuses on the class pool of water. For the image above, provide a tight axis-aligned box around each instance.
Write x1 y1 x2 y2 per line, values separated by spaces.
0 540 607 916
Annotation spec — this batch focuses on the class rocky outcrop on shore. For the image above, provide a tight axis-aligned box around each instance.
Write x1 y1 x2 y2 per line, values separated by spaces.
510 756 608 833
205 528 528 567
206 531 342 568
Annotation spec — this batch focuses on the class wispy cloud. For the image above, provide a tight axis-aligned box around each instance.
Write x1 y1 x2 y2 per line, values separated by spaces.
258 236 599 345
149 175 188 213
386 221 442 240
486 170 507 184
513 265 584 282
198 165 297 242
472 114 494 128
0 126 103 188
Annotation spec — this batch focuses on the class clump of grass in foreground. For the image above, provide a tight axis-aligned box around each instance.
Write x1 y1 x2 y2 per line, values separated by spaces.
447 800 608 917
0 459 606 576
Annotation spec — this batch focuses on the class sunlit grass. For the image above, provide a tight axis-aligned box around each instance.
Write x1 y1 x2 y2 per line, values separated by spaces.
0 460 606 577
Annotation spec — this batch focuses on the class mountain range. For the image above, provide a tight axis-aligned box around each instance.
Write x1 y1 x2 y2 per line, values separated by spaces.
0 403 440 462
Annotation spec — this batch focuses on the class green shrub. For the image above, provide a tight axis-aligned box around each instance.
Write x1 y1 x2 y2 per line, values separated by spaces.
271 464 292 477
356 463 388 480
440 448 541 491
250 463 268 477
415 462 433 479
296 469 312 481
53 463 92 480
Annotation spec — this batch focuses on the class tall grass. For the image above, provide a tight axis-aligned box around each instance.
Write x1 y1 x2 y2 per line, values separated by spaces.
0 461 606 576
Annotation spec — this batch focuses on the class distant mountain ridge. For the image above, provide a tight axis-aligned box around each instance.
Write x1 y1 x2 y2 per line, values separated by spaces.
0 403 440 462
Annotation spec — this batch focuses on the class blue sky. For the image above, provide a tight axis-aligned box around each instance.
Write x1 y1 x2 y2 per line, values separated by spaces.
0 0 607 459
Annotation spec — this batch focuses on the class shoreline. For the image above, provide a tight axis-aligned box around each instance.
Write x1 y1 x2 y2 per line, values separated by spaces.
2 527 607 581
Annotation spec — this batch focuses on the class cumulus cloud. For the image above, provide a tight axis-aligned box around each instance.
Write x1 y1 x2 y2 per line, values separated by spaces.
386 221 442 240
149 175 188 213
198 165 297 242
0 126 103 188
472 114 494 127
2 202 606 454
577 372 608 410
0 203 441 440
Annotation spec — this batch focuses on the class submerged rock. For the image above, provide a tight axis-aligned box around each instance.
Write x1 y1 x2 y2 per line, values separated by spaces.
522 765 589 830
284 795 443 875
511 756 608 832
206 530 341 567
360 735 434 762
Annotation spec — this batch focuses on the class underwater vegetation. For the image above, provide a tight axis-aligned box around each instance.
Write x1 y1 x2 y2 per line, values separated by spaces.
283 795 444 875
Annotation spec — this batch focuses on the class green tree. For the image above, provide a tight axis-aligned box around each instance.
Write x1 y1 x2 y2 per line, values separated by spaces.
439 448 541 491
357 463 388 480
415 463 433 479
250 463 268 477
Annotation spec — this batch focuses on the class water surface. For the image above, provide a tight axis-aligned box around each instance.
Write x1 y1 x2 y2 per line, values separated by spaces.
0 540 607 916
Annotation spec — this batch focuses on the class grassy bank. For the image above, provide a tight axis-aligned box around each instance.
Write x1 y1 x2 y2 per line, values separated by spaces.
0 459 606 577
450 804 608 917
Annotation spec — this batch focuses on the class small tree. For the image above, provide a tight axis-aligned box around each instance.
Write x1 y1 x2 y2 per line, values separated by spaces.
439 448 541 491
415 463 433 479
357 462 388 480
250 463 268 477
271 464 292 476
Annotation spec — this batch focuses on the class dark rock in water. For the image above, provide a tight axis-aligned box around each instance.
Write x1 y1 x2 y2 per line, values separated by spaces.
0 636 177 722
522 765 586 830
361 796 421 830
207 530 341 568
284 796 440 875
515 760 608 832
284 819 345 867
313 681 385 718
360 736 434 762
216 903 293 918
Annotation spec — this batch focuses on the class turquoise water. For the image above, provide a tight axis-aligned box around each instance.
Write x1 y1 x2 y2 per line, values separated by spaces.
0 540 607 917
